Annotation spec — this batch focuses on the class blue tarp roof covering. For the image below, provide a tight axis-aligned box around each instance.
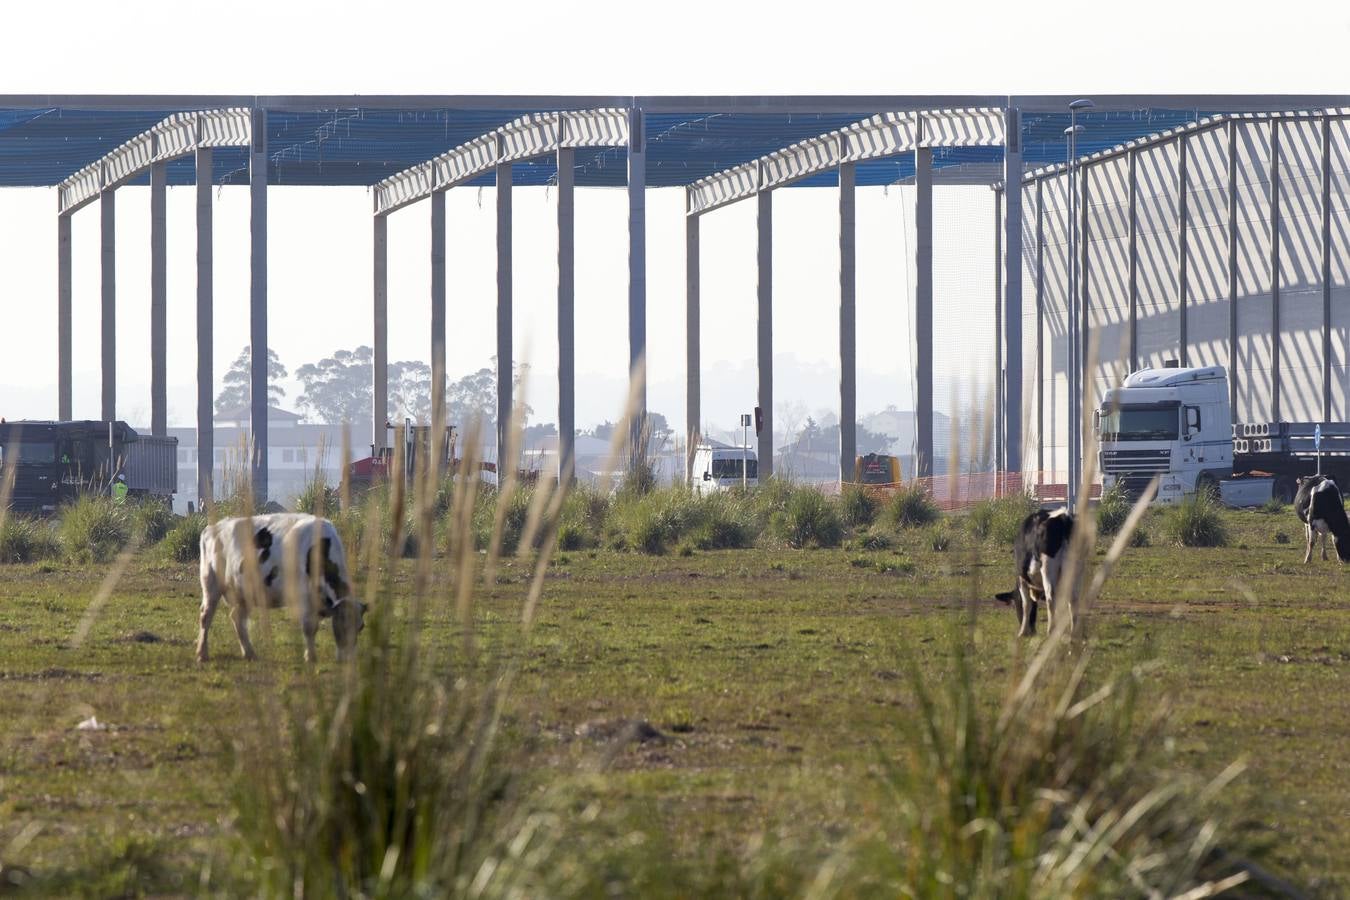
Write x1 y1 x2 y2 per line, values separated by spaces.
0 102 1237 190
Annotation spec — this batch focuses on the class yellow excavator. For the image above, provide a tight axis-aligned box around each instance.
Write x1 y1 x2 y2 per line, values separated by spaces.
852 452 902 487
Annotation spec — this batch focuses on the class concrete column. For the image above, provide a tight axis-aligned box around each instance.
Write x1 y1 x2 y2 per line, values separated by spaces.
372 214 388 454
628 107 648 450
557 147 575 485
196 147 213 505
150 160 167 436
1323 114 1334 422
496 160 512 463
839 161 857 482
1003 107 1024 477
430 189 447 421
757 188 774 479
249 107 268 501
1036 178 1045 478
1128 150 1139 370
101 188 115 422
994 187 1003 473
914 146 933 479
685 204 700 484
1270 120 1282 422
1228 121 1239 415
1178 137 1190 366
58 214 71 420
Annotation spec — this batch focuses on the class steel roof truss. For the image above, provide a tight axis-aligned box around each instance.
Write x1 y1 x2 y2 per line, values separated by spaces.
373 108 629 215
687 108 1004 215
57 108 251 215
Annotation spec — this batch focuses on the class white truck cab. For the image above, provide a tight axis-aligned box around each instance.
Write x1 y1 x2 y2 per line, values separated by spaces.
1097 364 1232 504
690 443 758 494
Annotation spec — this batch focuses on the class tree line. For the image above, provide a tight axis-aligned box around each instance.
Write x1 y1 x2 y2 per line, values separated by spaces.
213 346 530 431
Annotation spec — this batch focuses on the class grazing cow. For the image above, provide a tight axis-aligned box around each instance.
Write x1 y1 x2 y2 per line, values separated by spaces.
994 508 1076 637
1294 475 1350 565
197 513 366 663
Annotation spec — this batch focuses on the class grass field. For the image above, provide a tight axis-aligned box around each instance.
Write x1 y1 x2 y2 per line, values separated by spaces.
1 502 1348 896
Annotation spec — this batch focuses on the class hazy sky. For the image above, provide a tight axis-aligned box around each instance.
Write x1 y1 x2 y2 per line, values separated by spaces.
1 0 1345 436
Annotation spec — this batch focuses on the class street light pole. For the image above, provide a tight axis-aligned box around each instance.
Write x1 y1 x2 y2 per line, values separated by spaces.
1064 98 1094 511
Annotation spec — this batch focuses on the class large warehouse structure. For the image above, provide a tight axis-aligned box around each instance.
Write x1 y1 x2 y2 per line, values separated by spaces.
2 94 1348 503
998 108 1350 486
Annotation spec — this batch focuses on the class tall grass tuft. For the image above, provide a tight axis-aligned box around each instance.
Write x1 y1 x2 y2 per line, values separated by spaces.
772 487 843 549
861 470 1266 897
158 513 207 563
1095 481 1132 536
1163 490 1230 547
0 516 61 564
293 473 339 518
878 632 1255 897
58 495 132 563
966 492 1039 543
226 390 580 895
837 483 879 528
881 482 939 529
128 500 176 547
557 484 610 551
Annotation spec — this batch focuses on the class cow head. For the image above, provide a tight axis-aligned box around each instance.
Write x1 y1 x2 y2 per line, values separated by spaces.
330 597 368 659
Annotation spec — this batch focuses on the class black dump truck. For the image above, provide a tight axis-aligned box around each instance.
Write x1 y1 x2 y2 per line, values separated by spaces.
0 420 178 515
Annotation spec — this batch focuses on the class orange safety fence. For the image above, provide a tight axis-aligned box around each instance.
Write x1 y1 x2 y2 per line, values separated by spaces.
819 471 1102 511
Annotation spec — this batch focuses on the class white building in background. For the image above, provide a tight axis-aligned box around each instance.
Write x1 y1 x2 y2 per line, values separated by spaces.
165 405 371 512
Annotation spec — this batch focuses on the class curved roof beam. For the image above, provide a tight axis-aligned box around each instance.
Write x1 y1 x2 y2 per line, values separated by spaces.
1004 106 1350 187
686 107 1005 216
372 108 629 215
57 108 251 215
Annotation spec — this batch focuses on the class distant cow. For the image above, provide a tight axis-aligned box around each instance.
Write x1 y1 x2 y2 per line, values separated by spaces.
1294 475 1350 565
994 508 1076 637
197 513 366 663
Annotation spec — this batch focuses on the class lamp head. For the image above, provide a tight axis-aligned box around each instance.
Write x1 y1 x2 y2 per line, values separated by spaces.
1068 98 1096 112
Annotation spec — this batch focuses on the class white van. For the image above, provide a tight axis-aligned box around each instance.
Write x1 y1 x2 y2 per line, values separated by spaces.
691 443 758 494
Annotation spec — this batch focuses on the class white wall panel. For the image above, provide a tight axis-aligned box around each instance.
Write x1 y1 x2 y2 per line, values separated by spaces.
1184 127 1231 369
1278 119 1325 421
1135 141 1181 370
1041 176 1070 480
1330 120 1350 421
1235 122 1274 422
1020 185 1041 472
1085 156 1131 404
1026 112 1350 437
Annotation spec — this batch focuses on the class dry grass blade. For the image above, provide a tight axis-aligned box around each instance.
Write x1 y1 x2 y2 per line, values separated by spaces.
1083 475 1159 610
483 367 530 587
0 450 17 533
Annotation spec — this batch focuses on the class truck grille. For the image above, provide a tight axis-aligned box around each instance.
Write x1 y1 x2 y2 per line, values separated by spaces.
1101 448 1170 474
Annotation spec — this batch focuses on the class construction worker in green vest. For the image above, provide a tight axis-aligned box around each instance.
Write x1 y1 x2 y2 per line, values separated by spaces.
112 473 129 504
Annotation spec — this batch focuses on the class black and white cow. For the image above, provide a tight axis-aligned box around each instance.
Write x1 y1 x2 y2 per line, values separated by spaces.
994 508 1076 637
197 513 366 663
1294 475 1350 565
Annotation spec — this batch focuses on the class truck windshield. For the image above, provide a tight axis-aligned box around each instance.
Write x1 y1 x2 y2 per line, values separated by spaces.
0 442 57 464
1099 405 1179 441
712 458 757 479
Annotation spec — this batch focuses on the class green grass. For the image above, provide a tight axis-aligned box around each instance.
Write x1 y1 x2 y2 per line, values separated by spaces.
0 506 1345 893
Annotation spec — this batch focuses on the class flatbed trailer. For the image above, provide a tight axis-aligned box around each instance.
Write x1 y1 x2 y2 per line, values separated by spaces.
1232 421 1350 503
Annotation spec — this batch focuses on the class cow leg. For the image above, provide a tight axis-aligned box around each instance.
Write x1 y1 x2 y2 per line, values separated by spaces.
1041 552 1068 635
1017 583 1037 637
230 603 257 661
196 569 222 663
1305 524 1315 564
301 609 319 664
1322 529 1329 561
